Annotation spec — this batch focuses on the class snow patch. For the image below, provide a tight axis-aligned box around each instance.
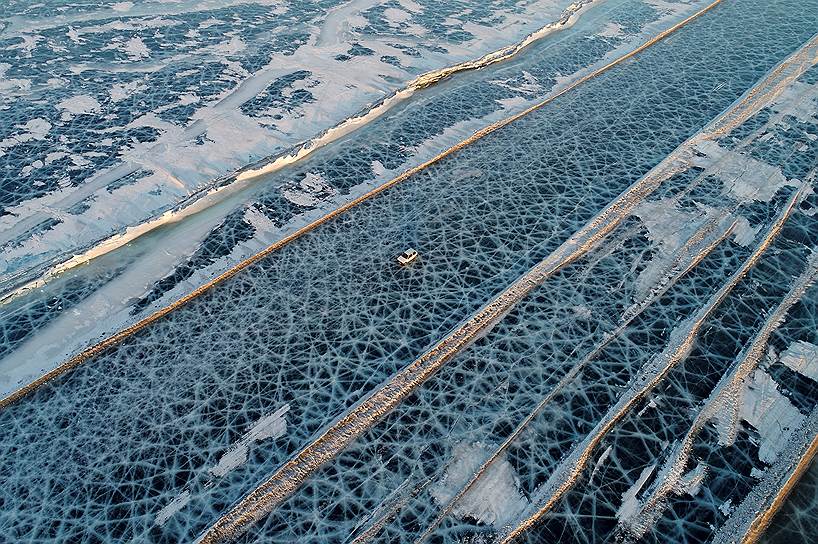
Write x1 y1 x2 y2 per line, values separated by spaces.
714 369 804 464
771 80 818 124
155 489 191 526
599 21 623 38
431 441 528 527
719 498 734 516
732 216 760 247
211 37 246 56
0 118 52 155
631 198 722 298
110 80 146 102
112 1 135 12
56 95 102 119
242 206 278 233
123 37 151 61
693 140 793 202
281 172 337 207
779 340 818 383
209 405 289 478
384 7 411 24
0 63 32 93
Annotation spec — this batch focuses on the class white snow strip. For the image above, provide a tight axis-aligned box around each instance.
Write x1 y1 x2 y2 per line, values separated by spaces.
209 405 289 478
617 464 657 522
155 489 192 526
55 94 102 118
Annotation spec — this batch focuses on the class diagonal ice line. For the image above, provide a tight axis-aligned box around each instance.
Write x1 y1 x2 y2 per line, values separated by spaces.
194 112 712 544
0 0 728 410
406 211 736 544
614 250 818 541
497 184 806 544
345 208 732 544
413 34 818 542
713 407 818 544
367 33 818 543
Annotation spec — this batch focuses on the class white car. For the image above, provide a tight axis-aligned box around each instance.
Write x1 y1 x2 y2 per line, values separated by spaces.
397 248 419 266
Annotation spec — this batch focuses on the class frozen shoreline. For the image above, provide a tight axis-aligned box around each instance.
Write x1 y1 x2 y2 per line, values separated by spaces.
1 0 592 300
0 0 581 289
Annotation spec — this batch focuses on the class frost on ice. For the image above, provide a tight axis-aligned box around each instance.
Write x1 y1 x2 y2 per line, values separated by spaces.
431 441 528 528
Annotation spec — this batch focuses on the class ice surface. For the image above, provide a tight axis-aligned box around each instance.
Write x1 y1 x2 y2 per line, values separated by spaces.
0 0 581 294
0 0 717 401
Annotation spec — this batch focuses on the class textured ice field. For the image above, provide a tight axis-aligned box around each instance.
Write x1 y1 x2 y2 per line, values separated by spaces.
2 0 818 543
0 0 711 404
0 0 579 288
